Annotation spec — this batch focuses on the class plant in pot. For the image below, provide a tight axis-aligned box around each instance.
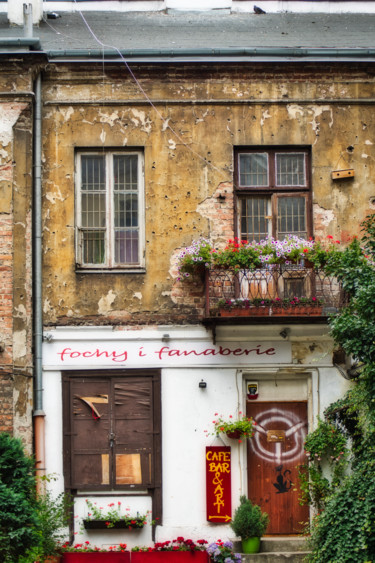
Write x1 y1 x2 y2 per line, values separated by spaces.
60 541 129 562
230 496 269 554
131 537 209 562
83 499 148 529
209 413 255 442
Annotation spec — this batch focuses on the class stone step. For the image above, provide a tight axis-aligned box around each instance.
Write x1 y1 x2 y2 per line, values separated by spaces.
261 538 308 553
241 552 310 562
234 537 311 562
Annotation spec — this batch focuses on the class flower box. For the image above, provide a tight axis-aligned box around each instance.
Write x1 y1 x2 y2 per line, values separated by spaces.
131 553 209 563
62 554 130 562
83 520 145 530
271 306 323 316
219 306 270 317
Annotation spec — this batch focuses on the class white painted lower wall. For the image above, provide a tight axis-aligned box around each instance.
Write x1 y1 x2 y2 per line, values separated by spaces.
42 325 351 548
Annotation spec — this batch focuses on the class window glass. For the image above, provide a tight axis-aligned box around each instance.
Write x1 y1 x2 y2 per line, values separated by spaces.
276 153 306 186
277 196 307 238
239 153 268 187
240 197 270 242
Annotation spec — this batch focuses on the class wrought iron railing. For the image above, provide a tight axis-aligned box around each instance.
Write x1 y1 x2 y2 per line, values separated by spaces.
205 265 347 318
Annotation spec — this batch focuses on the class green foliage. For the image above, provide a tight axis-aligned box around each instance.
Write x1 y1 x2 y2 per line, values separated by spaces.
0 433 40 562
305 214 375 562
299 418 349 511
209 413 254 439
212 239 262 271
85 498 147 528
230 495 269 539
36 485 71 557
308 460 375 563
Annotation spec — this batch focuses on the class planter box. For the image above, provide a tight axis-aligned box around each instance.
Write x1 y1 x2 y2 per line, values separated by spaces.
219 307 270 317
131 553 209 563
84 519 144 530
62 554 129 562
271 306 323 316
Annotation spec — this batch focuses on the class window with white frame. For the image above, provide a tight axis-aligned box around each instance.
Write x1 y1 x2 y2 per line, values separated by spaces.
235 147 312 242
75 150 145 270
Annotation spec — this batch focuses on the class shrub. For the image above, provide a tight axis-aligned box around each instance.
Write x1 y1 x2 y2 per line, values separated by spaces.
230 496 269 540
0 433 40 562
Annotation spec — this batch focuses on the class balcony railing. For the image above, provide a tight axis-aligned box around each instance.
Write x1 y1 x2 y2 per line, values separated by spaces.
205 265 346 319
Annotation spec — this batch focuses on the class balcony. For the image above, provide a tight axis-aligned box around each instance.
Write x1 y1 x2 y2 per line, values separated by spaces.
205 264 346 322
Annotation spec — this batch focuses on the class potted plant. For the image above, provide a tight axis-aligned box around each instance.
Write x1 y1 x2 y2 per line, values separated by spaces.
83 499 148 529
131 537 209 562
206 540 241 563
61 541 129 562
230 496 269 554
209 413 255 442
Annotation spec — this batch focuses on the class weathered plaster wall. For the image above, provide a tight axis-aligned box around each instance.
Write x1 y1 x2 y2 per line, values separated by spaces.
41 63 375 326
0 63 34 449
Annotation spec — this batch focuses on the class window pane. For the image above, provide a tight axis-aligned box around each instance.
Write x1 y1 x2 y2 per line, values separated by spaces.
81 155 105 191
114 154 138 191
113 155 139 265
240 197 270 242
115 230 139 264
81 193 106 228
239 153 268 187
276 153 306 186
82 231 105 264
114 193 138 228
277 196 306 238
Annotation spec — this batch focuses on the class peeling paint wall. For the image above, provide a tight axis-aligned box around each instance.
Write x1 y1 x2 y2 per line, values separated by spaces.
0 63 34 450
41 64 375 326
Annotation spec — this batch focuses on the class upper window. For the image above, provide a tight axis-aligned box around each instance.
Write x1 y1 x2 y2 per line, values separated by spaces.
75 150 145 270
235 147 311 242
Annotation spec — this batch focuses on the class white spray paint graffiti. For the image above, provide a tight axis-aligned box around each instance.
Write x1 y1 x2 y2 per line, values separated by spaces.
249 408 306 465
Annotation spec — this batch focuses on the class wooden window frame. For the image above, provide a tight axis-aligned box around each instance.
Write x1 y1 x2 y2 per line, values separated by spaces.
75 149 145 272
234 146 312 240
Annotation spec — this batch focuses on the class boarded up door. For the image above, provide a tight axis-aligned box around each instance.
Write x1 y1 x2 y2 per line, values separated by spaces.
247 402 309 535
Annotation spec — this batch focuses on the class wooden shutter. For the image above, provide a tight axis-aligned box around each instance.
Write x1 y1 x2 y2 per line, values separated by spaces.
113 378 154 487
64 373 157 490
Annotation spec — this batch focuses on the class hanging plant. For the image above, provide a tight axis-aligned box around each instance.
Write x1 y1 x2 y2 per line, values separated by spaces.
207 413 255 442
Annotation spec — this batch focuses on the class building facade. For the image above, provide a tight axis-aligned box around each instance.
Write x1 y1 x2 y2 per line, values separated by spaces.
1 0 375 550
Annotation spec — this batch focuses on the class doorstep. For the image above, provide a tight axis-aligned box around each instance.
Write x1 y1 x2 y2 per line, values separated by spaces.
235 537 311 562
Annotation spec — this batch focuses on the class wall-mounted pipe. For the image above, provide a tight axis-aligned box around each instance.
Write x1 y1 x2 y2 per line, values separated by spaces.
33 73 45 491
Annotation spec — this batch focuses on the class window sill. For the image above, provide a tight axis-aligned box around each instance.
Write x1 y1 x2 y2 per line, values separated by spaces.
75 268 146 274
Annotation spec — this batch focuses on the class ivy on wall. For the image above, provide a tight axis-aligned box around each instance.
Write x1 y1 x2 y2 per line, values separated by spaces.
303 215 375 563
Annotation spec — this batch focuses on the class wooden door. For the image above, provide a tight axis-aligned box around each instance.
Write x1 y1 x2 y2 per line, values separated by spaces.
247 402 309 535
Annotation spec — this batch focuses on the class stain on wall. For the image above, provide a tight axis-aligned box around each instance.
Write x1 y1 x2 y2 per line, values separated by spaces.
41 64 375 326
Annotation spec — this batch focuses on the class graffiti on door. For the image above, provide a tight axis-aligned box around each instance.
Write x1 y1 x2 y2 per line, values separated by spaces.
247 402 309 534
250 407 307 465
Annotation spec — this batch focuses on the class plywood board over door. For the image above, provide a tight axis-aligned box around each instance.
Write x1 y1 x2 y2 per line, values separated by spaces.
247 401 309 535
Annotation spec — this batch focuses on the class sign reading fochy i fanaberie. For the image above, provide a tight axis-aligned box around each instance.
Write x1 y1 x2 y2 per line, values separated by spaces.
206 446 231 523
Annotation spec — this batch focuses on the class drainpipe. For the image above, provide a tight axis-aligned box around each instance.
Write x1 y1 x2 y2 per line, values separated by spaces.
33 72 45 492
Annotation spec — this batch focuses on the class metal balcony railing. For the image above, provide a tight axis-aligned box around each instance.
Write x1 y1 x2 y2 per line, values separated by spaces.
205 265 347 319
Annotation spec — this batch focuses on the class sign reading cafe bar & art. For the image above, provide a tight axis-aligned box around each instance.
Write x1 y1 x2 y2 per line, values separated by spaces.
206 446 231 523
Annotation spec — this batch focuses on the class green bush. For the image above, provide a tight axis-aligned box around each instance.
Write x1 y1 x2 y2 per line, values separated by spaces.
0 433 40 562
230 495 269 540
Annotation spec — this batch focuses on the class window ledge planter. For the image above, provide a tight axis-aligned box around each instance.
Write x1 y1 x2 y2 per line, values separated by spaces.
131 553 209 563
83 520 145 530
62 554 130 562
